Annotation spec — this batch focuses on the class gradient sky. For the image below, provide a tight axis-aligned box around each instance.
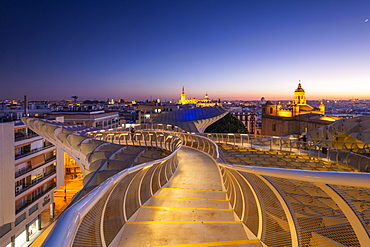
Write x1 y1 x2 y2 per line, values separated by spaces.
1 0 369 101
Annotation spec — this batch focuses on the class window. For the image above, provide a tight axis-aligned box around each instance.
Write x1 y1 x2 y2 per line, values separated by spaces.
0 223 11 238
272 124 276 131
269 107 273 114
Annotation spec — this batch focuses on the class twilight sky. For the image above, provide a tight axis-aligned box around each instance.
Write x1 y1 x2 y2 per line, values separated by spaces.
1 0 369 101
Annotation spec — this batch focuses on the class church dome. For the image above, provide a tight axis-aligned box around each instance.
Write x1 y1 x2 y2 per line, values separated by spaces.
295 83 305 92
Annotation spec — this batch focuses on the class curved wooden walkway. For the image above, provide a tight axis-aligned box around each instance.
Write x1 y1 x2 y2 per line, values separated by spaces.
118 147 261 247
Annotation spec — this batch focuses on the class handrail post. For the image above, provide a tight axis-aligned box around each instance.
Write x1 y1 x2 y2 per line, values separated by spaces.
279 138 282 151
269 138 272 151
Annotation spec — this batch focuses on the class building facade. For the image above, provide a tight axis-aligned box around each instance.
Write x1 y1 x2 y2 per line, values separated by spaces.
232 112 257 134
262 83 338 136
0 120 64 247
48 110 119 129
263 83 325 118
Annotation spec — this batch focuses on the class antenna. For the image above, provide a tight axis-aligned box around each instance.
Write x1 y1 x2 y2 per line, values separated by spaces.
71 95 78 104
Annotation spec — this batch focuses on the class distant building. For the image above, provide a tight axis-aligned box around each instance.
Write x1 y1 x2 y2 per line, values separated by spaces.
263 83 325 118
232 112 257 134
262 83 340 136
138 103 179 124
178 87 218 107
48 110 119 129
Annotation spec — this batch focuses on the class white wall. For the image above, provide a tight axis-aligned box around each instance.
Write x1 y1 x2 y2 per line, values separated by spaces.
56 147 65 188
0 122 15 225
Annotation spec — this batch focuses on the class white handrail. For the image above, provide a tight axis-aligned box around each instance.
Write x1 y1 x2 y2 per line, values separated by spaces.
218 163 370 188
42 147 181 246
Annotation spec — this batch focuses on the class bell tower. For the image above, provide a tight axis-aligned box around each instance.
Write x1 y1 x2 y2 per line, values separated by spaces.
293 83 306 105
319 101 325 114
180 86 186 104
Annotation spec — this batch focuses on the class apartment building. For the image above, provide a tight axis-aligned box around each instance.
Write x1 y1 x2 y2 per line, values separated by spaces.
231 112 257 134
48 110 119 129
0 120 64 247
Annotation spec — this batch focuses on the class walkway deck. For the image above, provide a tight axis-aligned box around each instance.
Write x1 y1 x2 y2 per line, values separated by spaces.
118 147 261 246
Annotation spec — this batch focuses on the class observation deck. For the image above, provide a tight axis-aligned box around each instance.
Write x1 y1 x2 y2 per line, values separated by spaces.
23 118 370 247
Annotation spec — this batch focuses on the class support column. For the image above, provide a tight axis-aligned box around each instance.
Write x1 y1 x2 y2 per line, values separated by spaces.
37 215 41 230
26 224 30 242
50 202 55 219
10 235 15 247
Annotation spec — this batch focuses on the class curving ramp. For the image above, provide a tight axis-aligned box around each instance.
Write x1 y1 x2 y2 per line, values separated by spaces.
118 147 258 246
307 115 370 151
21 118 178 196
25 121 370 247
152 106 229 133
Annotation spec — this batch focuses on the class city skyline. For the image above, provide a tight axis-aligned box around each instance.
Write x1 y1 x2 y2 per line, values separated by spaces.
1 0 369 101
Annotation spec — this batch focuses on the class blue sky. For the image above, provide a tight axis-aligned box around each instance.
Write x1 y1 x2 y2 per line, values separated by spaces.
1 0 369 101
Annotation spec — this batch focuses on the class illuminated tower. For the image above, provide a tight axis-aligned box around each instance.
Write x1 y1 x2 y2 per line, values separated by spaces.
180 86 186 104
319 101 325 114
293 83 306 105
204 92 209 102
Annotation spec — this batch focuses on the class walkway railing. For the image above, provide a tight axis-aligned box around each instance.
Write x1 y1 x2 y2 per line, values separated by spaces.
41 133 181 247
192 133 370 247
67 132 182 207
89 129 219 160
86 129 370 246
113 123 186 133
202 133 370 172
23 118 370 247
308 138 370 154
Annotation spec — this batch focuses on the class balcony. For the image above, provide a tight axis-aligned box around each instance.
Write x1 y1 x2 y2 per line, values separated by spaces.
15 182 56 215
15 143 54 160
14 132 39 142
15 156 56 178
15 169 57 196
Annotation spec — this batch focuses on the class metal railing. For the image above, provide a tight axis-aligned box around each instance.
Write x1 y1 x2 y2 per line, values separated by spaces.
42 136 181 247
67 132 182 208
14 131 39 142
15 181 56 215
15 169 57 196
217 163 370 246
114 129 370 246
201 133 370 172
15 156 56 178
308 138 370 154
187 133 370 247
88 131 218 160
112 123 186 133
23 118 370 247
15 143 54 160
